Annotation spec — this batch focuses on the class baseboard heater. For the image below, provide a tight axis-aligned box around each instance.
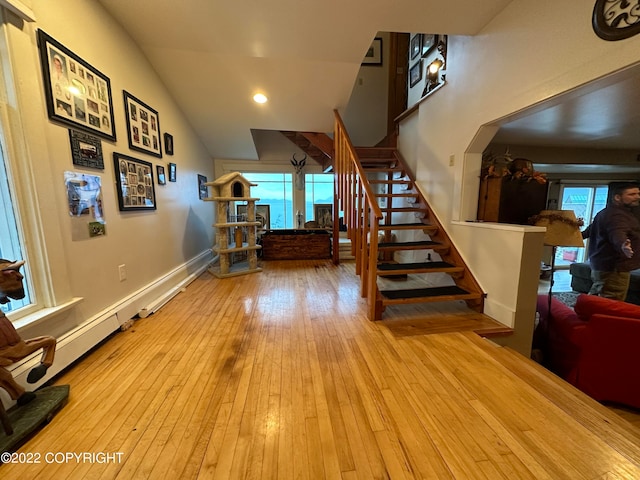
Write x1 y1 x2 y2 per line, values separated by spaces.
5 308 120 405
1 250 213 407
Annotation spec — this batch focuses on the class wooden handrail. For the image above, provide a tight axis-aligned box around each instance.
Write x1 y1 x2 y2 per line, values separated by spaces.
334 110 383 317
333 111 383 220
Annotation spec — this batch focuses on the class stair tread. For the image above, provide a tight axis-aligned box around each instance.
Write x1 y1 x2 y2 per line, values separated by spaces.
377 261 459 272
363 167 401 172
380 206 425 210
378 240 444 249
369 179 412 184
356 193 417 198
380 285 475 299
379 222 435 229
361 159 395 163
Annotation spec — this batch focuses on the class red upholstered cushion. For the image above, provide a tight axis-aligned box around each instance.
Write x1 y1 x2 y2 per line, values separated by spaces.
574 294 640 322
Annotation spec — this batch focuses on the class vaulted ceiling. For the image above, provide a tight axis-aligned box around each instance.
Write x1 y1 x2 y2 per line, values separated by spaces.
97 0 514 160
97 1 640 168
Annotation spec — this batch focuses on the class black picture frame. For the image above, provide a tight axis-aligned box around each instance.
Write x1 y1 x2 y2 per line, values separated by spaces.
410 34 421 59
362 37 383 66
37 30 116 141
238 204 270 230
69 129 104 169
409 60 423 88
164 133 174 155
421 34 438 57
314 203 333 229
198 174 208 199
113 152 157 211
156 165 166 185
123 91 162 158
168 162 177 182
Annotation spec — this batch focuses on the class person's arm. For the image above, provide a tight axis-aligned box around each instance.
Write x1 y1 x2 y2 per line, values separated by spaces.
581 223 591 239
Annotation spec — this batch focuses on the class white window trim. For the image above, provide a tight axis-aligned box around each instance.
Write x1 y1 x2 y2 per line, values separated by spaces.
0 9 78 324
0 0 35 22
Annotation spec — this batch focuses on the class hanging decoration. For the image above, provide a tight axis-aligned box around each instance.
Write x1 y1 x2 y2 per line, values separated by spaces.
290 153 306 190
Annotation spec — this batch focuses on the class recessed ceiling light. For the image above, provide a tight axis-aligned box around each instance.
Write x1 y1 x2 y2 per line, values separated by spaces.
253 93 268 104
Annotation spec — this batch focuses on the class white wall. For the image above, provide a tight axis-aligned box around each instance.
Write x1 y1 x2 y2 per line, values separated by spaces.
342 32 390 147
398 0 640 354
3 1 213 353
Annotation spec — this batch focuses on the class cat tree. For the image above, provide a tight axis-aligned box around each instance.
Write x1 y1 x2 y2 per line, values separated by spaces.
205 172 262 278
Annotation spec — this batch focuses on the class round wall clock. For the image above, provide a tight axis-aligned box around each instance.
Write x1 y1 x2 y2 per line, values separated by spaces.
593 0 640 40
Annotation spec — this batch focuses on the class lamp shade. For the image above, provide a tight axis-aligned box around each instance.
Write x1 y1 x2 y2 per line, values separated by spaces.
534 210 585 247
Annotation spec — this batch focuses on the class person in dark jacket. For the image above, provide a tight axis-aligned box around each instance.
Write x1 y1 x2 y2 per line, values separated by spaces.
588 182 640 300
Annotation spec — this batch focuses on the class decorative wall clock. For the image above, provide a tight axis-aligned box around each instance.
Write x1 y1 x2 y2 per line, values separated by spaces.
593 0 640 40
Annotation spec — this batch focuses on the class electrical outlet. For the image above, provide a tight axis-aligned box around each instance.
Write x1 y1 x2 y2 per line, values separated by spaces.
118 264 127 282
449 154 455 166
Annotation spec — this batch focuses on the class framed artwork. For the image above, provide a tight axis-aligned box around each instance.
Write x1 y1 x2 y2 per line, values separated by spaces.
164 133 174 155
236 204 248 221
37 30 116 141
123 91 162 158
156 165 166 185
69 129 104 169
410 34 421 59
89 222 106 237
198 174 208 199
362 37 382 66
64 171 103 220
168 162 176 182
409 60 423 88
113 152 156 211
256 205 270 230
237 204 270 229
314 203 333 229
422 34 438 57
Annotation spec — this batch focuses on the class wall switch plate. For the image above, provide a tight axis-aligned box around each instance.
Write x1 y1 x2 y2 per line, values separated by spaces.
118 264 127 282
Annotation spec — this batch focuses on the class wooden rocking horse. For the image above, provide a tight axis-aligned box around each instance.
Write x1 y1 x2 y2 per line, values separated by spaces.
0 259 56 436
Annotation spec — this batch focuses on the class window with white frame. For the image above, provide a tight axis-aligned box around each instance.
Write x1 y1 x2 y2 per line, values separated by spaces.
240 172 293 229
0 141 31 313
556 184 608 266
304 173 334 223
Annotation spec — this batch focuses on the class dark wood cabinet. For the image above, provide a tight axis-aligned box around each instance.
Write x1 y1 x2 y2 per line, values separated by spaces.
477 177 548 224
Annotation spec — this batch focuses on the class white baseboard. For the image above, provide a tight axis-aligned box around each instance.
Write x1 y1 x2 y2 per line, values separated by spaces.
113 249 213 324
1 249 213 408
483 298 515 328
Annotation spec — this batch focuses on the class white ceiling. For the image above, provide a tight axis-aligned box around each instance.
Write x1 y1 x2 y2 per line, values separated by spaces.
97 0 513 160
491 71 640 150
489 66 640 174
97 0 640 167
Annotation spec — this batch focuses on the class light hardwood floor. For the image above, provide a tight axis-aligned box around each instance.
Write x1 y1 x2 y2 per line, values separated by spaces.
3 260 640 479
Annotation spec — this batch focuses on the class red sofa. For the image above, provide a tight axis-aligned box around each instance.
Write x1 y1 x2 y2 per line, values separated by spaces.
535 293 640 409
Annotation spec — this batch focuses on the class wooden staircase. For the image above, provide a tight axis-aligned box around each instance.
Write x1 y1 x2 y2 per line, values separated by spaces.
333 110 489 321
